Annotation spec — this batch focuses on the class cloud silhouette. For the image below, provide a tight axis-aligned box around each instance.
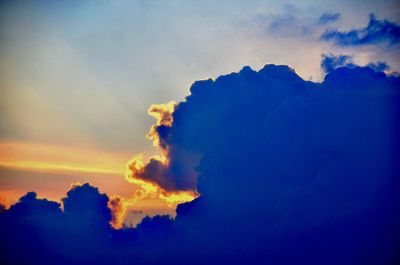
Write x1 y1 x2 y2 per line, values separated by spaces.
321 14 400 46
0 183 117 265
1 60 399 264
62 183 111 221
172 63 399 264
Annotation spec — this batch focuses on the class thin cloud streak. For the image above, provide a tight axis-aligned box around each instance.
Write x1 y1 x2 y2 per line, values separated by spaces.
0 141 130 175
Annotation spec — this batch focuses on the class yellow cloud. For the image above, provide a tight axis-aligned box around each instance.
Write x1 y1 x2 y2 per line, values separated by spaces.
125 155 198 207
146 101 176 149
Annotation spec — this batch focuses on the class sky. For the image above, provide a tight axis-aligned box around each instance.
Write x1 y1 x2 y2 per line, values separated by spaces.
0 0 400 222
0 1 399 264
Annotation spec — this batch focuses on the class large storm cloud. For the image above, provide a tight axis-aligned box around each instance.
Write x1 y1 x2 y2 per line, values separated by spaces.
172 64 400 264
1 60 399 264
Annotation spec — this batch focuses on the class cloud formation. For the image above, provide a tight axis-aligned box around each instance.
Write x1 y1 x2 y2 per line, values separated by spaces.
0 183 118 264
321 14 400 46
172 62 400 264
123 101 199 204
1 59 399 264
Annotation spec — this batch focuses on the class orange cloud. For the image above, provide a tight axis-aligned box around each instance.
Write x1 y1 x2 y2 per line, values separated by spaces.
125 155 198 207
108 195 127 229
124 101 199 208
147 101 176 127
146 101 176 150
125 155 159 198
0 195 8 211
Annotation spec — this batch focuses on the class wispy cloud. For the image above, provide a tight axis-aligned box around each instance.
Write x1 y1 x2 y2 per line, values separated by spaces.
321 53 391 73
321 14 400 46
318 12 341 24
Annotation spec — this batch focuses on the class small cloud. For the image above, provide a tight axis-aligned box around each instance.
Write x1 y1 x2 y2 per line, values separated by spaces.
269 15 297 30
321 14 400 46
108 195 127 229
366 61 390 72
62 183 111 223
321 53 356 73
268 14 311 36
318 12 340 24
321 53 391 73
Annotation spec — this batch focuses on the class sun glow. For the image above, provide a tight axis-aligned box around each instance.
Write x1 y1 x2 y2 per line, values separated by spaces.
122 102 199 218
0 102 199 229
0 141 128 175
125 155 198 207
146 101 176 149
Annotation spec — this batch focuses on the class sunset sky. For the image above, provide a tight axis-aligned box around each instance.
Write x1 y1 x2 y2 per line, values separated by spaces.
1 0 399 223
1 1 399 264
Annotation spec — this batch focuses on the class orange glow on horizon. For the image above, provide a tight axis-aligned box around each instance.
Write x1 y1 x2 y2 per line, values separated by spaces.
0 101 199 229
0 141 130 175
0 160 122 175
0 140 197 228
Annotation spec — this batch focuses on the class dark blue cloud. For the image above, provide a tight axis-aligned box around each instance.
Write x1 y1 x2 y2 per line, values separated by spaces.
1 61 399 264
0 184 118 265
62 183 111 223
318 12 340 24
321 53 391 74
321 53 356 73
156 62 400 264
366 61 391 72
321 14 400 46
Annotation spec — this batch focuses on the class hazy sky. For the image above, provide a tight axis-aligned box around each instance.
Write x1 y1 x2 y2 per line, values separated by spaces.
1 0 399 153
0 0 399 216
